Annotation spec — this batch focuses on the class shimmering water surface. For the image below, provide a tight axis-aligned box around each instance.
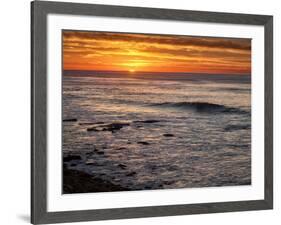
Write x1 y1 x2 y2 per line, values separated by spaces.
63 71 251 191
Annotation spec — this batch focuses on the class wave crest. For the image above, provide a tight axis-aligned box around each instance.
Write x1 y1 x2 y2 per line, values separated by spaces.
150 102 249 114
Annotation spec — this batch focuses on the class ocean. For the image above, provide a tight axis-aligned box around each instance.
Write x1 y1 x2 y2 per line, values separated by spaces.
63 70 251 191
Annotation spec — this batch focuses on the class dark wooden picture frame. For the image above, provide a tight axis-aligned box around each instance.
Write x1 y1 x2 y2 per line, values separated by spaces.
31 1 273 224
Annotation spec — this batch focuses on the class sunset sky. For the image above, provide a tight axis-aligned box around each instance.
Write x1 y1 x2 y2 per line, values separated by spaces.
63 31 251 75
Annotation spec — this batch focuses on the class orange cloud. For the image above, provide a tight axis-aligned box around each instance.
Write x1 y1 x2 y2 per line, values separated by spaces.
63 31 251 75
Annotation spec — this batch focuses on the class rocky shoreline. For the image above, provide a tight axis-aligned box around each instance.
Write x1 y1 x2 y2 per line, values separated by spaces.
63 118 179 193
63 117 251 192
63 167 129 194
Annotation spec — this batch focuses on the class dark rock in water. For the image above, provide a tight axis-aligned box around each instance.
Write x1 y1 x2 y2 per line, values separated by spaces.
134 120 161 124
63 168 129 193
87 122 130 133
163 133 174 137
137 141 150 145
224 124 251 131
118 164 127 169
93 148 105 154
70 163 76 167
63 155 82 162
87 127 102 132
79 122 105 125
103 122 130 132
126 172 136 176
116 147 127 150
63 118 77 122
96 151 104 155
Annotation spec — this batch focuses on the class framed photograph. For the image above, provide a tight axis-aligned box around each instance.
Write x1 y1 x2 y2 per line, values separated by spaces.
31 0 273 224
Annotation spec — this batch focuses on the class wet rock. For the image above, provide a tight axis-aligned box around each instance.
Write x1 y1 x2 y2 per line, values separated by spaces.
93 148 99 152
63 118 77 122
116 147 127 150
126 172 136 176
79 122 105 125
63 168 129 193
163 133 174 137
87 127 102 132
96 151 104 155
63 155 82 162
103 122 130 132
70 163 77 167
87 122 130 133
133 120 161 124
137 141 150 145
118 164 127 169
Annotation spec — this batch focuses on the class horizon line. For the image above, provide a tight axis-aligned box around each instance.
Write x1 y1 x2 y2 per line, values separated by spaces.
63 69 251 76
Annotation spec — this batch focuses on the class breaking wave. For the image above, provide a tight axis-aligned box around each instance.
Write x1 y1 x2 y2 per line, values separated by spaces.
150 102 249 114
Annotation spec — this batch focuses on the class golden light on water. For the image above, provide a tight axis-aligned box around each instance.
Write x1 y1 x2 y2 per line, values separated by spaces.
63 31 251 75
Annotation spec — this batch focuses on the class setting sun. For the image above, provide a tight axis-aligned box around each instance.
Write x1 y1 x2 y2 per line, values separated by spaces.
63 31 251 74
